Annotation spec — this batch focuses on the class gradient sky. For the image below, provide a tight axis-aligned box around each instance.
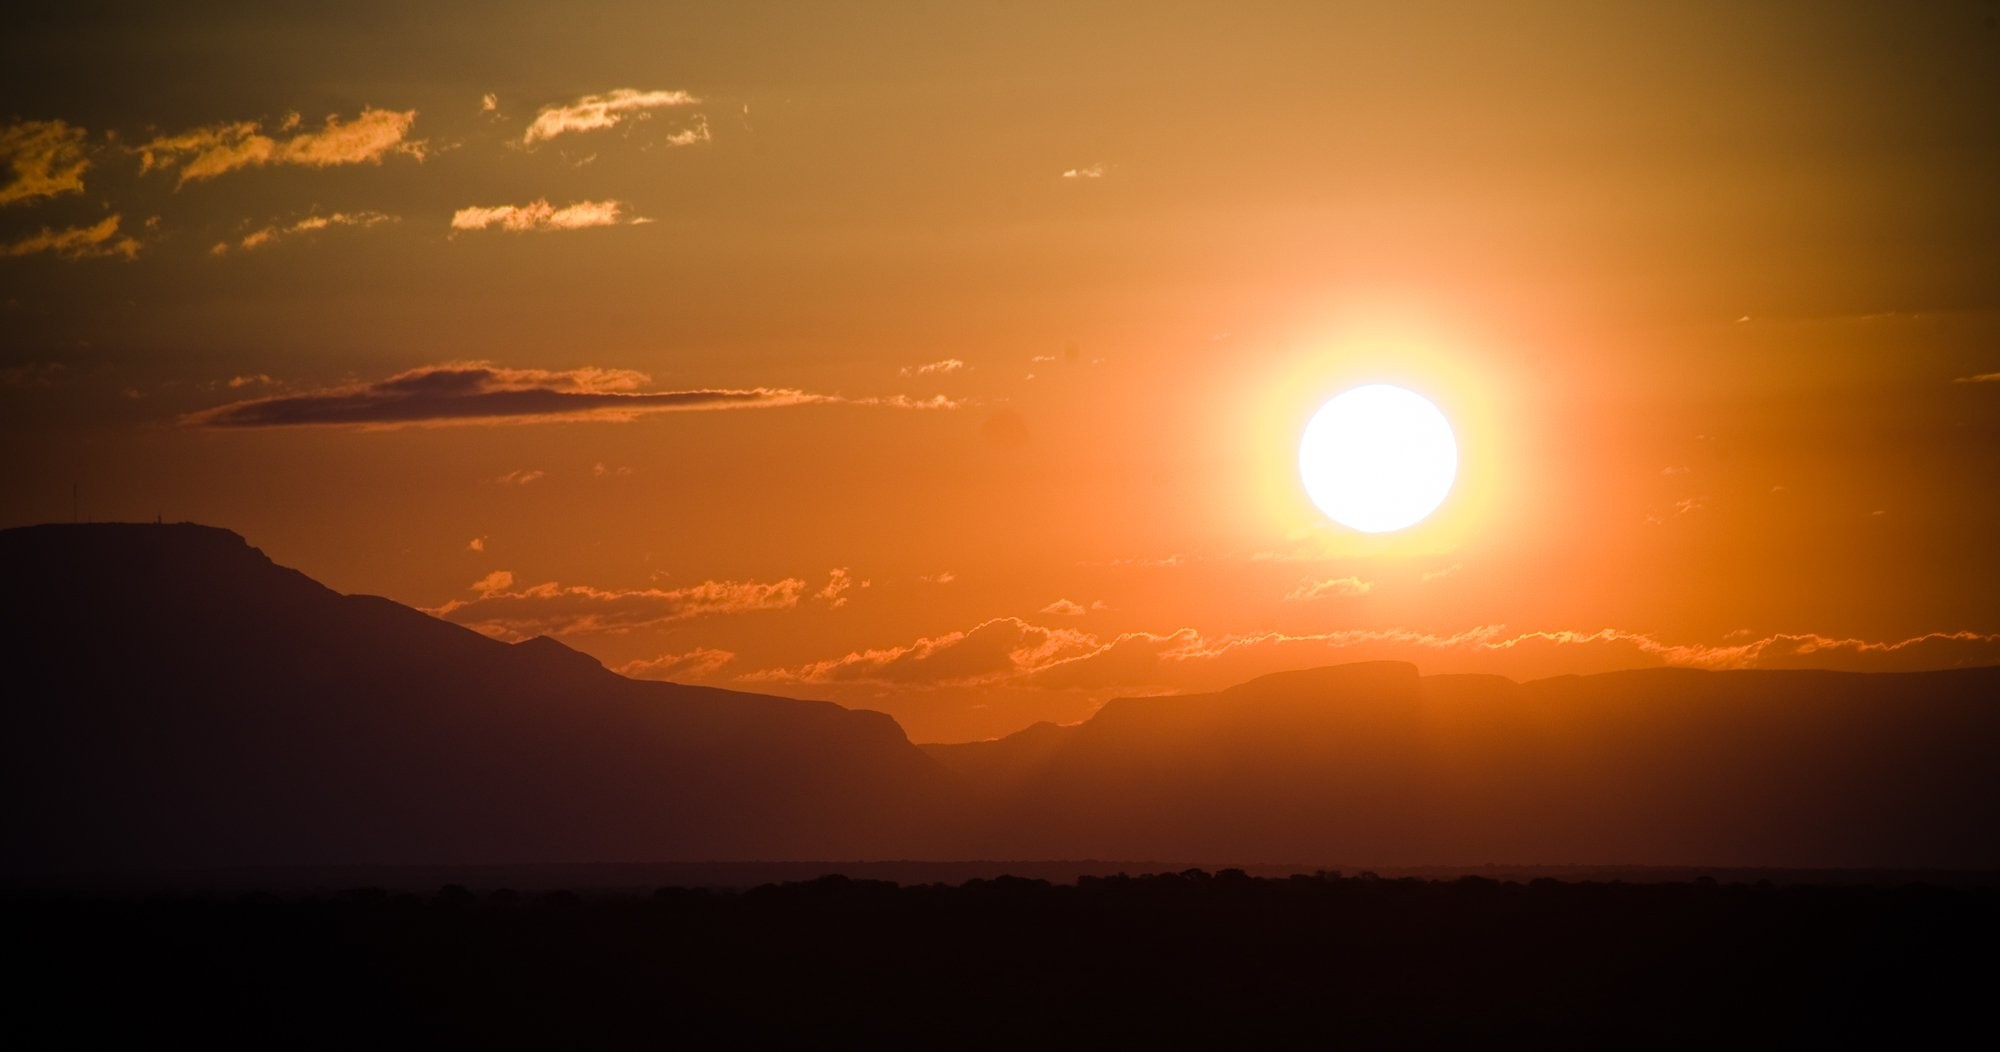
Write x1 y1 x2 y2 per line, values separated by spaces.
5 1 1997 741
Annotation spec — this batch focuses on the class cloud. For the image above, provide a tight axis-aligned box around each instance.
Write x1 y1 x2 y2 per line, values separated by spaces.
1285 576 1373 601
184 361 830 429
495 469 544 485
814 568 861 608
1062 163 1108 179
620 646 736 681
138 108 422 185
752 617 2000 698
664 116 711 147
1040 599 1089 617
470 570 515 595
467 537 486 552
900 359 965 377
429 575 806 640
212 210 394 255
2 214 140 261
921 571 956 585
0 120 90 206
480 93 499 114
750 617 1098 688
1954 372 2000 384
450 198 632 233
1421 563 1463 581
522 88 700 145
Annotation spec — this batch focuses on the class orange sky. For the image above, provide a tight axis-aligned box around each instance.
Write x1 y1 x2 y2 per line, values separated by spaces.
4 2 1997 740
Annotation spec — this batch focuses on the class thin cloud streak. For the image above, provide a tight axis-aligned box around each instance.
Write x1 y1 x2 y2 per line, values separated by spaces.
184 361 826 429
138 108 422 185
212 211 394 254
2 214 139 261
450 198 628 233
522 88 700 145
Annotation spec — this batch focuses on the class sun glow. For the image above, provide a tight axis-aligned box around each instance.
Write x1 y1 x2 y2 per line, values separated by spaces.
1299 384 1458 533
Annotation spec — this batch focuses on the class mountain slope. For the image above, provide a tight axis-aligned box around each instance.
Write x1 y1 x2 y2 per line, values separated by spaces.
924 661 2000 867
0 523 961 870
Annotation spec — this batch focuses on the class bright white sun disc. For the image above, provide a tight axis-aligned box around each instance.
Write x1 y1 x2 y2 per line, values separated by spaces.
1299 384 1457 533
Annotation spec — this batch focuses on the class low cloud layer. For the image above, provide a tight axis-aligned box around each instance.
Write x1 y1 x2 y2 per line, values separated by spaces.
1 120 90 206
450 198 629 233
619 647 737 681
185 361 826 429
752 618 2000 695
522 88 700 145
138 108 422 185
3 214 139 261
430 575 810 640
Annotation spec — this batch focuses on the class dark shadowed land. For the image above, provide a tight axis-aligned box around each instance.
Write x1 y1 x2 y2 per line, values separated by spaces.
5 521 1999 874
7 523 2000 1045
8 871 1998 1048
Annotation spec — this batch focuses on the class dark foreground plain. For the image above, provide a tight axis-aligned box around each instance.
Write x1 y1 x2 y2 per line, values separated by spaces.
10 870 1997 1049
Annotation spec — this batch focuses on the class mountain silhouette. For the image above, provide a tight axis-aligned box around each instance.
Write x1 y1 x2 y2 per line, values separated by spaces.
4 522 1997 873
0 523 961 870
925 661 2000 867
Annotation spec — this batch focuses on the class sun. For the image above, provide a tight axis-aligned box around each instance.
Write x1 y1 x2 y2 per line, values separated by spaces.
1299 384 1458 533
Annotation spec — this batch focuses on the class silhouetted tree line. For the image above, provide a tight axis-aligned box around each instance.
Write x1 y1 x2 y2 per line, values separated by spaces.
7 870 1996 1048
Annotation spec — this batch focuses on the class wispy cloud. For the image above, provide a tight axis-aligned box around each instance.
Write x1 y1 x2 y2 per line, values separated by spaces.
185 361 831 429
1954 371 2000 384
138 108 422 185
522 88 700 145
663 115 711 147
752 619 2000 696
620 646 736 681
1284 576 1373 601
749 617 1097 688
449 198 634 232
1040 599 1089 617
3 214 139 261
1062 163 1108 179
900 359 965 377
495 469 544 485
1 120 90 206
212 211 394 255
429 574 806 640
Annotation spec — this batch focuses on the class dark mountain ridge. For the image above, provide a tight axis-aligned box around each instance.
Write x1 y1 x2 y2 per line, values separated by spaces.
1 523 959 870
5 522 1996 872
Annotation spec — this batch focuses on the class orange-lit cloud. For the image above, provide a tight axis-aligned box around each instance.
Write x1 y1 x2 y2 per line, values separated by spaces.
900 359 965 377
816 568 857 608
620 646 736 681
754 618 2000 697
449 198 632 233
3 214 139 261
663 116 711 147
138 108 422 185
184 361 829 429
0 120 90 206
1954 372 2000 384
211 211 394 255
750 616 1098 687
1061 163 1108 179
1040 599 1089 617
1284 576 1372 601
522 88 700 145
430 575 807 640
